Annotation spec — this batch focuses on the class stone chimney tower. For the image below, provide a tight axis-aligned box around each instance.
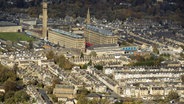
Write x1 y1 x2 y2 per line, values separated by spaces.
86 8 90 24
42 0 48 40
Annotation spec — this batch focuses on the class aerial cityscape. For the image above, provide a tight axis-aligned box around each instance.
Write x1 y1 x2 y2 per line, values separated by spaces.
0 0 184 104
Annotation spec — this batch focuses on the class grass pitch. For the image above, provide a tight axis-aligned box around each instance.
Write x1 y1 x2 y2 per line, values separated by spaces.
0 32 34 41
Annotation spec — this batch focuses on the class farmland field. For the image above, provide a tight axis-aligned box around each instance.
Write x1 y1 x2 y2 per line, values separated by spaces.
0 32 34 41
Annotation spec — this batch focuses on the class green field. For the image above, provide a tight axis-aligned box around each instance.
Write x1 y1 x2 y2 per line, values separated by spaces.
0 32 34 41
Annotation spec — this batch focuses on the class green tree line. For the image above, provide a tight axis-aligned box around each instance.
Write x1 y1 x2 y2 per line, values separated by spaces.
0 64 30 103
0 0 184 24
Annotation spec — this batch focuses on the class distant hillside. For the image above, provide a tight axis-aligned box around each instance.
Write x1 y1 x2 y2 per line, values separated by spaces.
1 0 184 24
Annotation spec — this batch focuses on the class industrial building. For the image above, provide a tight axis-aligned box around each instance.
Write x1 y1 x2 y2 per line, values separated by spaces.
53 84 76 100
0 21 22 32
48 29 85 51
83 25 118 45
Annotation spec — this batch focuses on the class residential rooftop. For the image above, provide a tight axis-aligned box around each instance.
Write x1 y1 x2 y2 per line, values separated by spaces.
55 84 74 89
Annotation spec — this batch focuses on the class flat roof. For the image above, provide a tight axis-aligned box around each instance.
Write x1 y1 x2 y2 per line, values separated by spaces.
55 84 74 89
86 25 113 36
0 21 19 27
50 28 84 39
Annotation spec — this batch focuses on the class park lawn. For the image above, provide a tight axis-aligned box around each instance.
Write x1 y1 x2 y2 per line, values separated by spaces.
0 32 34 41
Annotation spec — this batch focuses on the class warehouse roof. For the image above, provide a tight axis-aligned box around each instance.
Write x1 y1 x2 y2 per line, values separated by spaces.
50 28 84 39
86 25 113 36
0 21 19 27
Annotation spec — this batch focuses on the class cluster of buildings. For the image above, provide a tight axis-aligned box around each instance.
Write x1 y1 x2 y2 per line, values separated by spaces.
0 0 184 104
103 66 184 100
27 85 52 104
122 18 184 53
25 1 119 52
0 51 46 68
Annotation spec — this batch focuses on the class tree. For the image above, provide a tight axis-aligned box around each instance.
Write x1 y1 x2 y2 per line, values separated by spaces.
28 40 33 50
181 75 184 83
46 50 55 60
88 60 92 66
144 54 152 60
77 88 90 95
3 80 17 92
52 77 61 87
166 91 180 101
4 97 15 104
80 52 84 58
127 38 134 43
94 65 103 70
45 86 53 94
77 94 89 104
153 46 159 54
119 41 129 46
58 101 63 104
0 94 4 102
90 51 97 57
16 0 25 8
4 91 15 100
81 64 88 69
13 63 19 74
14 90 30 103
180 53 184 58
0 65 17 83
54 55 74 70
28 80 38 86
50 94 58 102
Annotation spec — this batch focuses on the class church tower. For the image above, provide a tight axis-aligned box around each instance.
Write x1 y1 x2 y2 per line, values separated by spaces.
42 0 48 40
86 8 91 24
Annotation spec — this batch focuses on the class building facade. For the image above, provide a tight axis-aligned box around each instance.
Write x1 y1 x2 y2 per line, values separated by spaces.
0 26 22 32
0 21 22 32
48 29 85 51
53 84 76 99
83 25 118 45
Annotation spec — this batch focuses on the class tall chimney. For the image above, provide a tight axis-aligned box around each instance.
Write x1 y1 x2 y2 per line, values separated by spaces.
42 0 48 40
86 8 91 24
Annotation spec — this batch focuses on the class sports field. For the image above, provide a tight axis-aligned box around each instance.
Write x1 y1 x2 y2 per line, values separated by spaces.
0 32 34 41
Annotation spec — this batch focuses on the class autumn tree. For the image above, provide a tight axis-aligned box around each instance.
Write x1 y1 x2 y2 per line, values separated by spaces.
166 91 180 101
28 40 33 50
77 94 89 104
3 80 17 92
54 55 74 70
0 64 29 103
153 46 159 54
89 51 97 57
181 75 184 83
94 65 103 70
52 77 61 87
4 91 15 100
46 50 55 60
80 52 84 58
88 60 92 66
14 90 30 103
